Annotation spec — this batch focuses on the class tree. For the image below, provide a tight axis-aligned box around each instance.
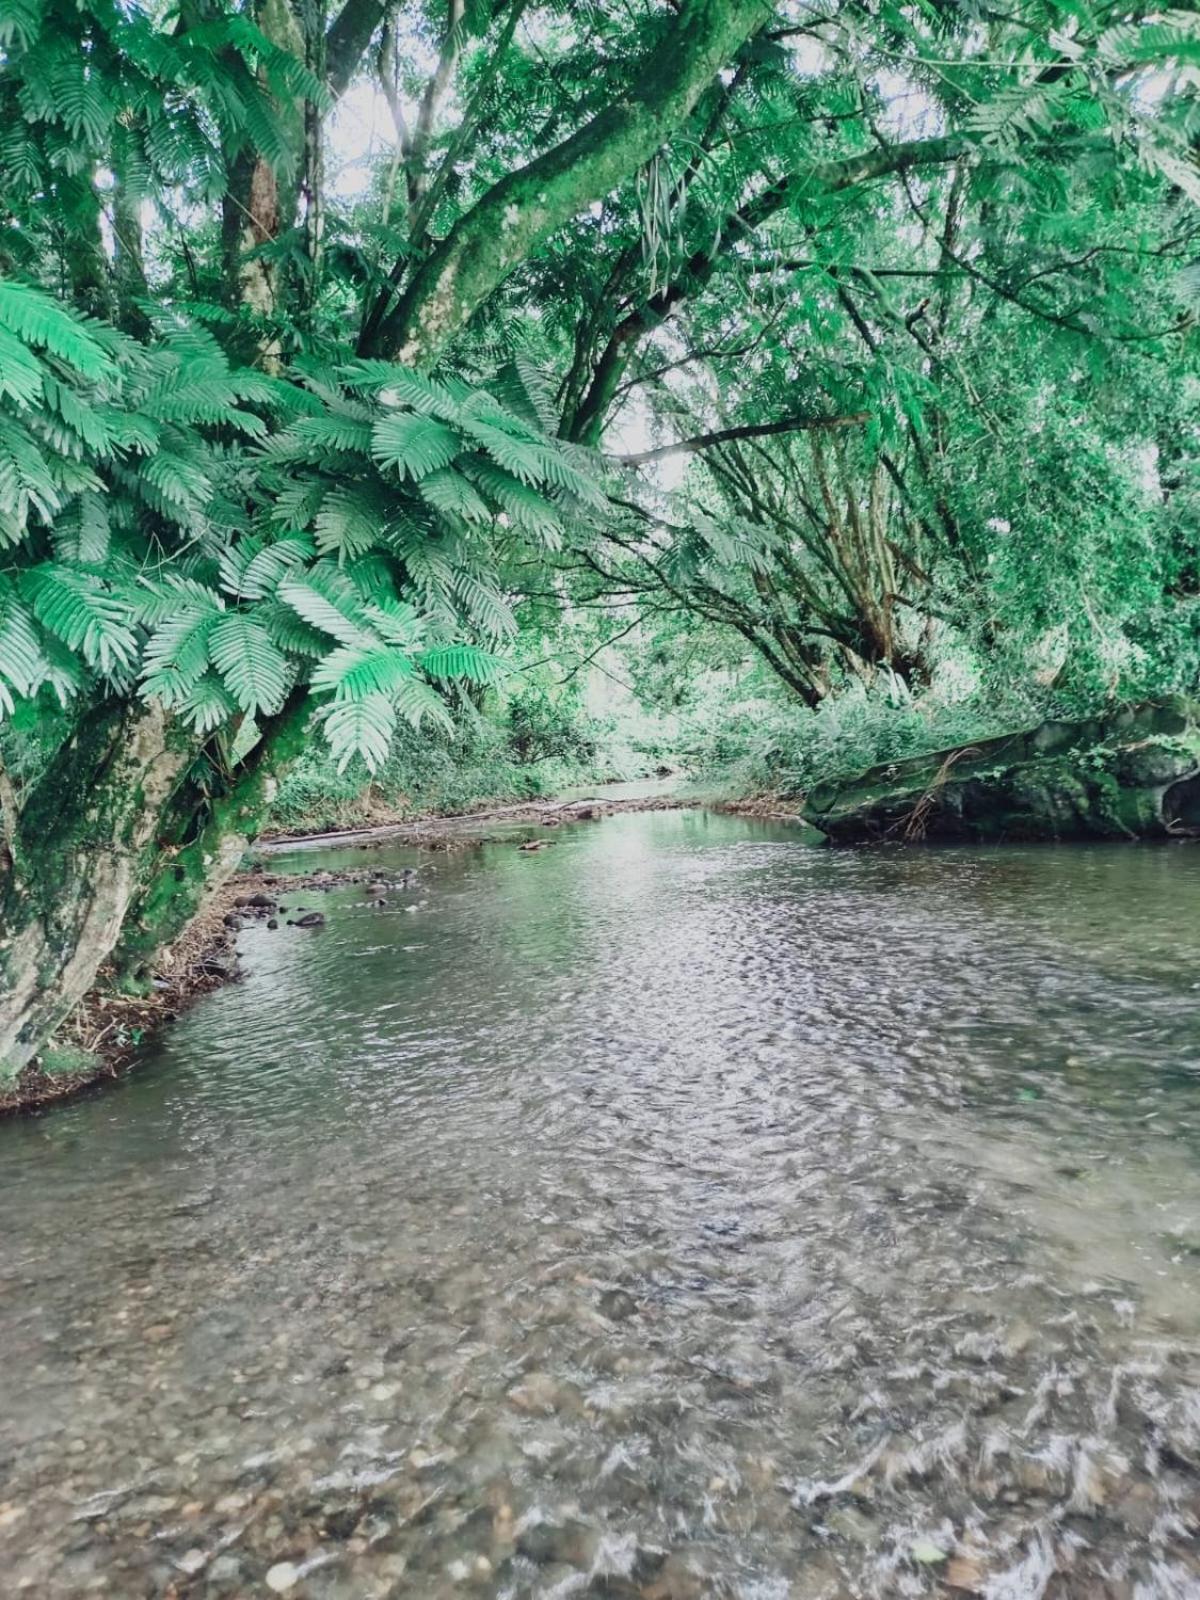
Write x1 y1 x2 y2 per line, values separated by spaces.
532 5 1200 704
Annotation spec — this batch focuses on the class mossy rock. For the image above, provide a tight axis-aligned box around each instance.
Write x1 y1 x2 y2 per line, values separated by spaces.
803 699 1200 845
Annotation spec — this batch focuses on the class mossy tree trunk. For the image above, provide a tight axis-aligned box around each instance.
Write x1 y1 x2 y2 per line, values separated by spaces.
0 689 313 1070
0 701 195 1077
803 700 1200 845
112 692 312 987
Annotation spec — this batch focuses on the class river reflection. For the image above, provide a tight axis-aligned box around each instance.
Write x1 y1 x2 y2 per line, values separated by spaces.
1 812 1199 1598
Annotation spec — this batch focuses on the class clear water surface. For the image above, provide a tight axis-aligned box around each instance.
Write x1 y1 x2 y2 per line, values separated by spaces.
2 810 1199 1598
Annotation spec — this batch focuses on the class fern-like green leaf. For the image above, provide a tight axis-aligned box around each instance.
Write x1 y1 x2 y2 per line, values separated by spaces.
0 326 45 408
219 534 315 600
53 492 111 564
321 691 396 772
393 676 454 733
314 484 385 559
453 568 517 638
277 569 378 649
20 564 137 675
209 613 290 714
341 362 462 419
0 0 43 49
141 602 223 704
417 466 492 524
0 580 45 697
464 458 563 546
311 644 415 699
458 414 544 484
176 672 239 734
361 596 425 648
371 413 462 481
419 644 507 685
0 278 114 381
259 599 331 658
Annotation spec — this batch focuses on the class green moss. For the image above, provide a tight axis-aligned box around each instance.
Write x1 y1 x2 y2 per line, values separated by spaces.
803 699 1200 843
39 1043 100 1079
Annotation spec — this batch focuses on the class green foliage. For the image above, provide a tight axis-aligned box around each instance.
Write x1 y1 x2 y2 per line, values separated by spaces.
272 700 609 832
2 0 1193 793
0 269 607 768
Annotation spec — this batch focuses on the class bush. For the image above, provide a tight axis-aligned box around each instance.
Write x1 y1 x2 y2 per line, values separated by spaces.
506 689 599 765
272 697 625 832
681 675 1052 798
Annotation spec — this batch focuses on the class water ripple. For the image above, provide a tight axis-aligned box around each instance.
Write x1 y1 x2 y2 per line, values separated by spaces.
1 812 1199 1596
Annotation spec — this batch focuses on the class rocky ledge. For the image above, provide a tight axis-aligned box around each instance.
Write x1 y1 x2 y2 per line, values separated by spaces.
803 697 1200 845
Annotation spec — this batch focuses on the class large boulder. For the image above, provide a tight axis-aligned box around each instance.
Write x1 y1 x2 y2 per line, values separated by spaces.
803 698 1200 844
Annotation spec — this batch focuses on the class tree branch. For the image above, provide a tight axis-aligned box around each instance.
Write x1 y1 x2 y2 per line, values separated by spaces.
373 0 775 365
326 0 387 97
564 132 972 441
408 0 528 251
413 0 466 164
615 411 869 466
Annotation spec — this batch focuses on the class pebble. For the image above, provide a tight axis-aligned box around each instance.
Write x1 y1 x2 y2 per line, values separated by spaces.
266 1561 300 1592
598 1289 639 1321
508 1372 565 1413
946 1554 986 1591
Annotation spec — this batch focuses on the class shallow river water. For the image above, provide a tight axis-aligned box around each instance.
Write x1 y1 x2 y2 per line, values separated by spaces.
3 810 1200 1599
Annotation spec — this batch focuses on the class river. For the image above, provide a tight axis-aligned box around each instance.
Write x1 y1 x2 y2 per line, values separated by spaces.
1 809 1199 1598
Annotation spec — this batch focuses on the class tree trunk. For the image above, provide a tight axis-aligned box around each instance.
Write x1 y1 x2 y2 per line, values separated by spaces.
0 701 194 1076
113 693 312 985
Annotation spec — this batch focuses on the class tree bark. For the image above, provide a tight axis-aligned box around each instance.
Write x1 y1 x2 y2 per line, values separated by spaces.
0 702 194 1077
113 693 312 985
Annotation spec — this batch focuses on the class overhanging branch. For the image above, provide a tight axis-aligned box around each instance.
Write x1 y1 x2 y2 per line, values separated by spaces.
615 412 869 467
326 0 387 97
373 0 775 365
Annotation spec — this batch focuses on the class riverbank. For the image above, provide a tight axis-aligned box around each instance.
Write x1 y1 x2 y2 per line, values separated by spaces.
11 697 1199 1116
801 697 1200 844
0 791 701 1116
264 787 697 850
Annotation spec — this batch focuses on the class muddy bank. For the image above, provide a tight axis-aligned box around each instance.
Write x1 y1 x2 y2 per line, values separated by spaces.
712 794 828 839
3 795 694 1115
262 792 698 851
